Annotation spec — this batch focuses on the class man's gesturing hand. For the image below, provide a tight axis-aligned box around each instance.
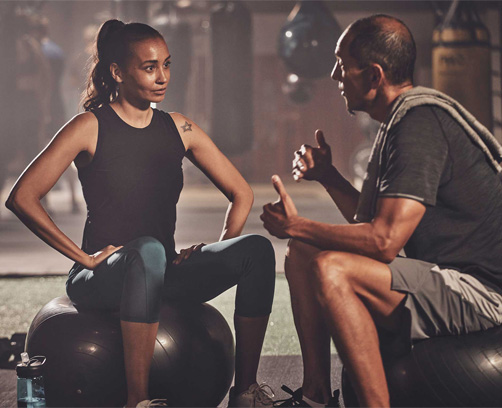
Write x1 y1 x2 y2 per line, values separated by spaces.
261 175 298 239
292 129 332 182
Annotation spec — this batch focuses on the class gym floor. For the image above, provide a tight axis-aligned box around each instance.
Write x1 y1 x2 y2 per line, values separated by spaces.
0 181 346 406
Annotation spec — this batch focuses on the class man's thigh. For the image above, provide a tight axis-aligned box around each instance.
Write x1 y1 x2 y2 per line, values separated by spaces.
314 250 406 333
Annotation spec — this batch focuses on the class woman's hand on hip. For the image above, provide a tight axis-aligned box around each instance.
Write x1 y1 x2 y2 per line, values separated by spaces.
84 245 123 269
173 243 206 265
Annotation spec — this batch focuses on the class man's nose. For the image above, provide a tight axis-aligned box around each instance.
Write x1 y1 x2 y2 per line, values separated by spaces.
331 62 340 81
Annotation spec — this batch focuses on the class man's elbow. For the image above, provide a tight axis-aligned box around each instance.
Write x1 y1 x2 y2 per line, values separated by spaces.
378 250 398 264
374 236 400 264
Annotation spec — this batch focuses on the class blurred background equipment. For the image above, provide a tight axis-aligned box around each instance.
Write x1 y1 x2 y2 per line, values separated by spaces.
432 0 493 131
210 1 254 155
277 0 341 79
0 333 26 369
153 3 193 114
0 2 17 197
281 73 315 105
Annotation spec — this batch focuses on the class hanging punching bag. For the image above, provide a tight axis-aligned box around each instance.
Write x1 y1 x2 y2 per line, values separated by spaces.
211 2 253 155
432 1 493 131
278 1 341 79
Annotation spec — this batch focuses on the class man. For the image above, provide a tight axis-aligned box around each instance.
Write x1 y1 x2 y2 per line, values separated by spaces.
261 14 502 408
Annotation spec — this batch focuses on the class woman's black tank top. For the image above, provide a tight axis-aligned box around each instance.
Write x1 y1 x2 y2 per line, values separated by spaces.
78 104 185 263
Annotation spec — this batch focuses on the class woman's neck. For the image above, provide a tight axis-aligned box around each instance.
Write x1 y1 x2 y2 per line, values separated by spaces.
110 97 153 128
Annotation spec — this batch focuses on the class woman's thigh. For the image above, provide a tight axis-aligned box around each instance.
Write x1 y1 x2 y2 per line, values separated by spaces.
163 234 275 306
66 250 129 312
66 236 167 315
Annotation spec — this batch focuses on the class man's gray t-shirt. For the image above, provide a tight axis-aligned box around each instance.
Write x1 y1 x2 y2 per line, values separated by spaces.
379 106 502 294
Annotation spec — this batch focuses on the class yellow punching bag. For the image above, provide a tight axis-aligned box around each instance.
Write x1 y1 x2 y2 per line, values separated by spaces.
432 1 493 131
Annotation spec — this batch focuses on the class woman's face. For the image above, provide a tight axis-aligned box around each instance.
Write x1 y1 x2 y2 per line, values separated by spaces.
118 37 171 104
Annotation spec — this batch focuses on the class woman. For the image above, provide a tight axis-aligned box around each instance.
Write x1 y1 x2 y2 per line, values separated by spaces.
6 20 275 408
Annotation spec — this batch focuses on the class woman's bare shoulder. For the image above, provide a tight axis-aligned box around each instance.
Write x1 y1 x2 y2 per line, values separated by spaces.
53 111 99 153
168 112 200 149
60 111 98 137
69 111 98 128
169 112 191 126
169 112 202 134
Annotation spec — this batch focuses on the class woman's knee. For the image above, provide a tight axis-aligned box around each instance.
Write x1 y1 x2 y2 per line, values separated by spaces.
121 236 166 298
120 237 166 323
125 236 166 258
241 234 275 262
233 235 275 317
241 234 276 279
123 236 167 275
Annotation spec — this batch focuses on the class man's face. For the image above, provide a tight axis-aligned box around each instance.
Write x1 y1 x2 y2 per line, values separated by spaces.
331 30 371 114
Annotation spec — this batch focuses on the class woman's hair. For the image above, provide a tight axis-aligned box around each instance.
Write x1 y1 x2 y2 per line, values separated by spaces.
82 19 163 111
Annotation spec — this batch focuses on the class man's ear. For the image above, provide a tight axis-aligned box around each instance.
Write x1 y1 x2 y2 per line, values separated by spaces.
368 64 384 89
110 62 124 84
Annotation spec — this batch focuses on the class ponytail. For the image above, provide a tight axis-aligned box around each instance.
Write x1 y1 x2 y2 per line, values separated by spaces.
81 19 163 111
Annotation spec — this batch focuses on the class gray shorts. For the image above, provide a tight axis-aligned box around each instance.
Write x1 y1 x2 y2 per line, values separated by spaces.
387 257 502 348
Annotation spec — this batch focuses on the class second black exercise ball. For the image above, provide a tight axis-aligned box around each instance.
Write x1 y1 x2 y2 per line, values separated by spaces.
342 325 502 407
26 296 235 407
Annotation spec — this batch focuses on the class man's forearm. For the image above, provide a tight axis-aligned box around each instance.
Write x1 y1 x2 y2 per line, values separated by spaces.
287 216 394 263
319 166 360 223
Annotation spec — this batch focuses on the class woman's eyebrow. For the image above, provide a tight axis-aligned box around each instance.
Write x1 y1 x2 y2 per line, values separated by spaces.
142 55 171 65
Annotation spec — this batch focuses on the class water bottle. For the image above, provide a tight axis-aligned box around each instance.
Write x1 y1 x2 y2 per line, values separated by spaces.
16 353 46 408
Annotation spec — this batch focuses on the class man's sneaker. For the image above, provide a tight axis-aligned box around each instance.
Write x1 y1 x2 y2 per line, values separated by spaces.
326 390 340 408
273 387 340 408
273 386 311 407
136 399 168 407
228 383 275 407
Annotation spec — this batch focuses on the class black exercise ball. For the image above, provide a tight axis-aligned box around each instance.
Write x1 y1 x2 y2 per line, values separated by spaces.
26 296 235 407
277 0 341 79
342 325 502 407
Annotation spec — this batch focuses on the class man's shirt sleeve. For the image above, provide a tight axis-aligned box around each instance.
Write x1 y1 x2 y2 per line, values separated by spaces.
379 106 450 206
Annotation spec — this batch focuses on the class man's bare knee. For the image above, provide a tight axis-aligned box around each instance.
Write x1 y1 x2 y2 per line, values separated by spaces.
311 251 354 297
286 239 319 259
285 239 320 282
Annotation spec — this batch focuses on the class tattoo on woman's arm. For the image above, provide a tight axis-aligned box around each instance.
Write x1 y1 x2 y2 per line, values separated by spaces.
181 121 192 132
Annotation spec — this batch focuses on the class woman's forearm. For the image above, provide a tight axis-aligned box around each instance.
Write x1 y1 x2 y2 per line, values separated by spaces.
6 192 91 267
219 189 254 241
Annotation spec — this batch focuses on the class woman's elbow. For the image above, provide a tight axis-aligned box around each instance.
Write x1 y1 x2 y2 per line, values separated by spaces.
232 183 254 207
5 190 18 213
5 188 34 215
243 184 254 207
